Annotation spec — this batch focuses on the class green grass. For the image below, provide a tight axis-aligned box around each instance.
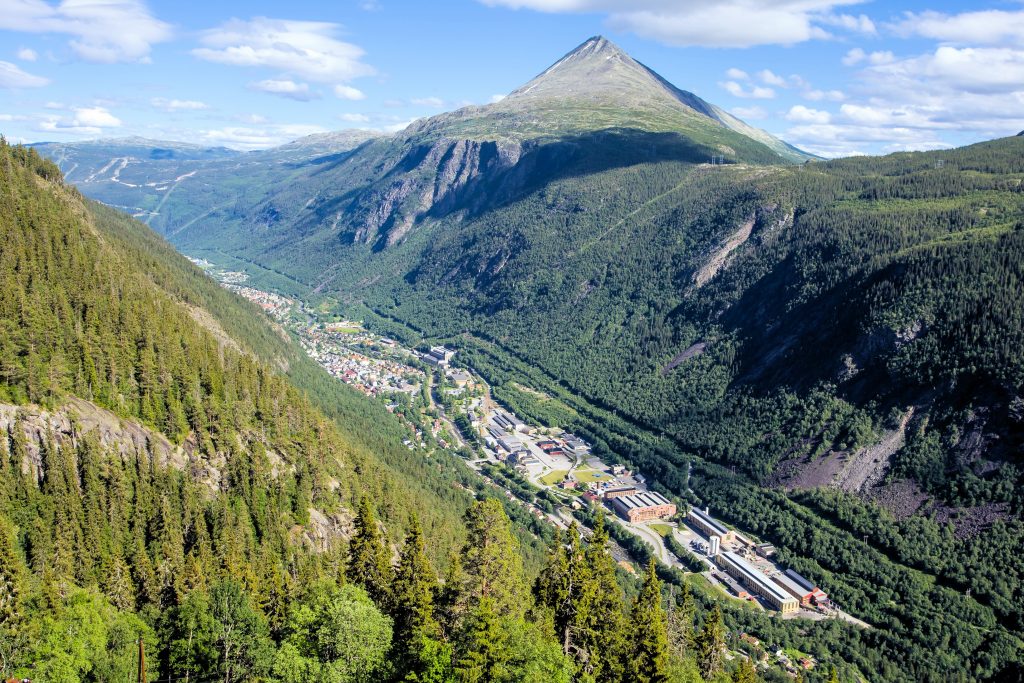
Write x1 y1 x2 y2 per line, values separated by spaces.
649 523 673 537
540 469 569 486
573 469 611 484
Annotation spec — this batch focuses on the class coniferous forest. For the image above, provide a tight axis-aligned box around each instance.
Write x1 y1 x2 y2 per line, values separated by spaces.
0 143 738 681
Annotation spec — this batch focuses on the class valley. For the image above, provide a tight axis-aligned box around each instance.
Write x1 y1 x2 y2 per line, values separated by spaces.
201 263 869 633
16 25 1024 683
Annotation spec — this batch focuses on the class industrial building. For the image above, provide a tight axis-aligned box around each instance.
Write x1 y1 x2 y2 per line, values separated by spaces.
425 346 455 367
687 507 736 543
782 569 828 606
717 552 799 614
771 570 817 606
603 486 638 500
612 491 677 523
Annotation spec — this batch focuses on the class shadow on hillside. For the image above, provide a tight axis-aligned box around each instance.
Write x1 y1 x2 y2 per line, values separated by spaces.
423 127 724 224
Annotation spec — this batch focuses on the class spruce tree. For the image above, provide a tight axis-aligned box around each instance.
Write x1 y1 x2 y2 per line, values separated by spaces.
732 656 759 683
0 513 25 633
578 516 627 682
459 499 526 619
666 581 695 660
345 496 393 610
454 597 505 683
696 604 725 680
393 515 448 680
628 560 670 683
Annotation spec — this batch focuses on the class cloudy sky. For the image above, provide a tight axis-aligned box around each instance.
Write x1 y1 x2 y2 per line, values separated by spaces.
1 0 1022 157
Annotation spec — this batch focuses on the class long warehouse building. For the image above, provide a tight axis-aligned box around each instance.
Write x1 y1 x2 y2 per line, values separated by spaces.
687 507 735 543
717 552 799 614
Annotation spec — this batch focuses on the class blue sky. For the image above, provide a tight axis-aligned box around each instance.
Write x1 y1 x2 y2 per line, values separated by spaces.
1 0 1023 157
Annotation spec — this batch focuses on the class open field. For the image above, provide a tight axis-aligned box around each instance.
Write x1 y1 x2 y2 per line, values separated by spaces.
540 469 569 485
573 469 612 484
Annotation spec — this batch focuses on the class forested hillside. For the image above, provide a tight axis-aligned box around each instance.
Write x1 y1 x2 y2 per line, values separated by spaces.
4 140 796 682
147 134 1024 681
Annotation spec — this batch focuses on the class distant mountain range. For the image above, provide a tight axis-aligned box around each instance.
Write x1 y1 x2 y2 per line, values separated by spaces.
30 36 809 242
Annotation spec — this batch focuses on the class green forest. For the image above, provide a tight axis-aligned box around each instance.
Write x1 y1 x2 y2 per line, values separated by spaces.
0 141 800 681
10 120 1024 681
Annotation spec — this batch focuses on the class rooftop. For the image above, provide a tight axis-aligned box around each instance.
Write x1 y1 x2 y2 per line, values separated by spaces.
720 552 794 605
613 490 674 511
688 507 730 536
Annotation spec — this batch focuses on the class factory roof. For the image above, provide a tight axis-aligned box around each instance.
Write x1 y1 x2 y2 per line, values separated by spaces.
784 569 817 592
772 570 814 598
613 491 674 511
688 507 731 537
721 552 795 605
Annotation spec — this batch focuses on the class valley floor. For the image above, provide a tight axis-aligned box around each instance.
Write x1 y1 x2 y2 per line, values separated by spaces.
195 260 867 636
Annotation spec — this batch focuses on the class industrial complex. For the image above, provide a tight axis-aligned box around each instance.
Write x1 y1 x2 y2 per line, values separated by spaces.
612 491 677 523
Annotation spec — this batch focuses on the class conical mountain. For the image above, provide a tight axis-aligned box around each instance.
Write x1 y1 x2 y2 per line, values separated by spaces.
411 36 811 162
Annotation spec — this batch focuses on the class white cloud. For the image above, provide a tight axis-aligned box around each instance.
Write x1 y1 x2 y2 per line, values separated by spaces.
489 93 506 103
16 47 37 61
411 96 445 107
198 123 327 151
72 106 121 128
151 97 209 112
842 47 866 66
870 47 1024 96
719 80 775 99
339 113 370 123
0 60 49 88
725 67 749 80
234 113 269 124
758 69 787 87
477 0 872 48
785 105 831 124
826 46 1024 141
820 13 875 34
381 118 418 133
250 79 320 101
891 10 1024 47
36 105 122 136
334 84 366 100
730 106 767 120
803 88 845 102
193 17 374 87
0 0 171 63
842 48 893 66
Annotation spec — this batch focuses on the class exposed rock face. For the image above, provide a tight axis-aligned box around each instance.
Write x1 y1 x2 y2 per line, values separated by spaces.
0 398 293 493
0 398 195 485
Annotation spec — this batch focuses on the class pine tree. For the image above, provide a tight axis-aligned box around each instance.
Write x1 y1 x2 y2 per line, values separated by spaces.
459 499 526 619
827 665 840 683
393 515 448 680
454 597 505 683
732 656 759 683
0 513 25 632
628 560 670 683
696 604 725 680
345 496 393 610
666 581 695 660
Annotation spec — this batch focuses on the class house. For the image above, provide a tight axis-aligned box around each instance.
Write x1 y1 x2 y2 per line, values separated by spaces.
559 479 577 490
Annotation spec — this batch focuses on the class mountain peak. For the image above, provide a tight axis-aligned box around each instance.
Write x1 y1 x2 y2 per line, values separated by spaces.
505 35 643 102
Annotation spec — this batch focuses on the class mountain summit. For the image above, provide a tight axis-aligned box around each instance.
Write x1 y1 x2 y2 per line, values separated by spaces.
412 36 811 162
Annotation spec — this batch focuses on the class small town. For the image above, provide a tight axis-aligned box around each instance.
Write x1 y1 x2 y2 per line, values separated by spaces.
196 261 864 650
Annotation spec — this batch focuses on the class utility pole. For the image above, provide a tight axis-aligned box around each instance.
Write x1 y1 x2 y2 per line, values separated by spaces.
137 637 147 683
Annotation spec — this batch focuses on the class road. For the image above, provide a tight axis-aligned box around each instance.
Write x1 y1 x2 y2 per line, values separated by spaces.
612 518 680 568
